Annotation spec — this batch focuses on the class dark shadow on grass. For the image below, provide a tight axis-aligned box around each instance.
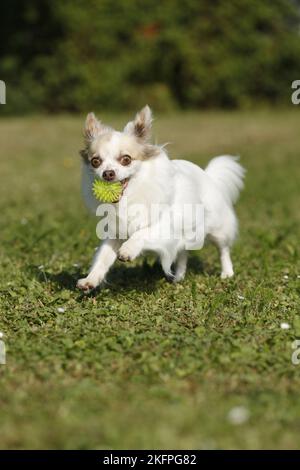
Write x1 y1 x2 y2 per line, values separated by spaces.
188 255 205 276
107 259 164 294
28 254 205 297
104 255 205 294
28 264 79 290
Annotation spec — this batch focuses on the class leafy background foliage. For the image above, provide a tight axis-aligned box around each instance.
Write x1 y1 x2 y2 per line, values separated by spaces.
1 0 300 113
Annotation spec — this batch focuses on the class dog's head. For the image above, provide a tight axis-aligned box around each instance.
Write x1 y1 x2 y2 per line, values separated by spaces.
80 106 160 188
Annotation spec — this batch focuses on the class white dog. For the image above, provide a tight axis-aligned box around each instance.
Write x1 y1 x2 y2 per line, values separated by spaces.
77 106 245 292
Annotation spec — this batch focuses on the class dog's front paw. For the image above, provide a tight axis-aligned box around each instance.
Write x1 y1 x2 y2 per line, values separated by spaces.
117 249 133 262
77 277 98 293
117 243 139 262
221 270 234 279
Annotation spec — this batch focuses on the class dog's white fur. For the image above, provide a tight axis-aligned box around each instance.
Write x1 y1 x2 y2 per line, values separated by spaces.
77 106 245 292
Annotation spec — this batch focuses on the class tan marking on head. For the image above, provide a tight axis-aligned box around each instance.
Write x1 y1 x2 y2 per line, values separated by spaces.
80 109 159 163
79 148 89 162
111 133 160 161
80 130 114 162
141 144 161 160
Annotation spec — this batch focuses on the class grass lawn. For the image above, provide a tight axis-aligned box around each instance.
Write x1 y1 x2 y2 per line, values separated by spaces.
0 109 300 449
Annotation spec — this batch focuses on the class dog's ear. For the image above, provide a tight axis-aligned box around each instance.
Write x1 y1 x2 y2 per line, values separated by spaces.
124 105 153 142
84 112 111 143
84 112 101 142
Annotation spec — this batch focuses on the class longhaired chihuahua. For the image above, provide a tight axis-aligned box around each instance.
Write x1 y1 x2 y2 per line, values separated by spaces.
77 106 245 292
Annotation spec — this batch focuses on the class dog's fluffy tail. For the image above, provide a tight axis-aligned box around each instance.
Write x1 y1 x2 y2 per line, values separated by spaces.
205 155 245 205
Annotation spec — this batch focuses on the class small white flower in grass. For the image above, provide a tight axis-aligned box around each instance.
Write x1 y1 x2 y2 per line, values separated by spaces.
283 275 289 280
227 406 250 425
0 332 3 339
280 322 290 330
57 307 65 313
237 295 245 300
297 275 300 279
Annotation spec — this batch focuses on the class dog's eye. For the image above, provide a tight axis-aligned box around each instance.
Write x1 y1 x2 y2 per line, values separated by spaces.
120 155 132 166
91 157 102 168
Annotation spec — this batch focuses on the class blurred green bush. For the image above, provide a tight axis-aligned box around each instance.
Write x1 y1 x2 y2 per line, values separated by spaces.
1 0 300 113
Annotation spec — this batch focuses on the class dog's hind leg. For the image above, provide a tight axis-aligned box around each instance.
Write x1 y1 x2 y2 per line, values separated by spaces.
160 252 175 281
219 245 234 279
173 250 188 283
210 235 234 279
210 218 236 279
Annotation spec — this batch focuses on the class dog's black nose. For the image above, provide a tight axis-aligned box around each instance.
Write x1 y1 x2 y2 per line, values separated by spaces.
102 170 116 181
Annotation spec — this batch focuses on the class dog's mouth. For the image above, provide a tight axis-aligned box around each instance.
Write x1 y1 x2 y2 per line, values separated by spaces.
114 177 129 203
121 178 129 192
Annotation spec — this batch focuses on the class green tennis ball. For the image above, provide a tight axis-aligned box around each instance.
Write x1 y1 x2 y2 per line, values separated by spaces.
92 178 123 203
